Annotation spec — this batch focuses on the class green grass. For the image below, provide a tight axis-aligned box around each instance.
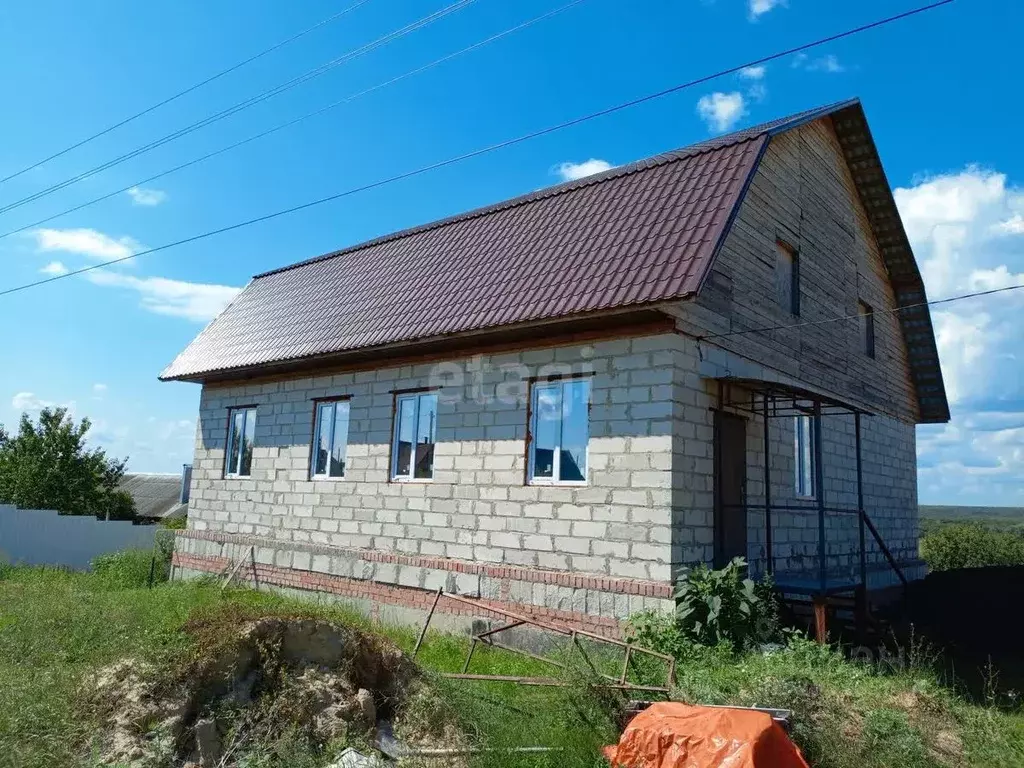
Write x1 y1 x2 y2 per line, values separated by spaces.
1 556 1023 768
0 559 615 768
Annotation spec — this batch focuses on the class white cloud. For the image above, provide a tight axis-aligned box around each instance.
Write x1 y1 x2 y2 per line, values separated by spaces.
739 66 766 80
40 261 69 276
793 53 846 73
900 167 1024 503
894 169 1024 405
11 392 75 414
93 383 108 394
995 214 1024 235
697 92 748 133
553 159 614 182
126 187 168 206
12 392 53 411
84 270 242 322
748 0 785 20
33 228 144 261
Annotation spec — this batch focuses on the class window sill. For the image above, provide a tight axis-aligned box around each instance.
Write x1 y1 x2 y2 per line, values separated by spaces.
528 480 588 487
310 475 347 482
390 477 435 484
223 474 253 480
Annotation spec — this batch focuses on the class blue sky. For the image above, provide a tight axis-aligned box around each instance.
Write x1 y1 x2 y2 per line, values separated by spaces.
0 0 1020 505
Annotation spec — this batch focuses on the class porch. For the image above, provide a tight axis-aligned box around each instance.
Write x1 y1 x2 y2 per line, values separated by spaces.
712 377 912 642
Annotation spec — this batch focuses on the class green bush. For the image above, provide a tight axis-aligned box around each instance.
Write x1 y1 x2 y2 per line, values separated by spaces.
161 514 187 530
673 557 780 650
921 523 1024 571
626 558 780 655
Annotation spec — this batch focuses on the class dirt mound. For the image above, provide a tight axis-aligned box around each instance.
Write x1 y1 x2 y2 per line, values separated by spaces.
88 617 429 767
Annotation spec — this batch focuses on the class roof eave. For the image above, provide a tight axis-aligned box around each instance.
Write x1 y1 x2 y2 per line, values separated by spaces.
160 304 684 384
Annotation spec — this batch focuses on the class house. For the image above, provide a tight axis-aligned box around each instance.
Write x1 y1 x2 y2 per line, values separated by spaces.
119 467 191 523
162 99 948 638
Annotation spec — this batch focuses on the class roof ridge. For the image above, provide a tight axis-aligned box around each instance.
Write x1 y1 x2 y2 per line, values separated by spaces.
255 98 858 280
252 121 800 280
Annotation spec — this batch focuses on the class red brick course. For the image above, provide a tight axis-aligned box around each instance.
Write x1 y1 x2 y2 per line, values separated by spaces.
173 550 623 637
176 529 672 599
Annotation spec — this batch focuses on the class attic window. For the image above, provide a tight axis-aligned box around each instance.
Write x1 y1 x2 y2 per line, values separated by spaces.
776 241 800 316
859 300 875 358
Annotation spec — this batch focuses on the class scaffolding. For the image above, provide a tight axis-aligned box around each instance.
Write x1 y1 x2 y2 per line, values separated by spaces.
714 378 908 639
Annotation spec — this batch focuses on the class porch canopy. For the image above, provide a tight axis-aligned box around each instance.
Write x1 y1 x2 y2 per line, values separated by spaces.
713 377 906 598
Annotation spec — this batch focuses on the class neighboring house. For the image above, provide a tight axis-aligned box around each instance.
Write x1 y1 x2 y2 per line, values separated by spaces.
163 99 948 637
119 467 191 522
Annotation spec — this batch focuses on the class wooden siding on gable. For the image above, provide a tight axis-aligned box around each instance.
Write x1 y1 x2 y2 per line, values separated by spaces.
676 117 919 423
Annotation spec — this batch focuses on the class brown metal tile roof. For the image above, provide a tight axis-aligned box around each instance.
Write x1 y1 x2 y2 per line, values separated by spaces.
162 96 949 427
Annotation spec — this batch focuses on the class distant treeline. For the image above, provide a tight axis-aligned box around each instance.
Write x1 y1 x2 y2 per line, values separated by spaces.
920 506 1024 570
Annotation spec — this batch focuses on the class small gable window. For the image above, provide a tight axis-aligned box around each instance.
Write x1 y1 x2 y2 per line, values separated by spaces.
776 240 800 316
225 406 256 477
529 378 590 485
311 398 350 479
859 300 875 358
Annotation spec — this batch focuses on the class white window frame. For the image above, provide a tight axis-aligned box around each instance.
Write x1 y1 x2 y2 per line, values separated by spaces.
793 413 816 499
224 406 257 478
390 392 438 481
310 398 351 479
528 378 590 486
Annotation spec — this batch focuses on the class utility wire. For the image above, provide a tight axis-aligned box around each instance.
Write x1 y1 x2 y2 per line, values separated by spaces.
0 0 477 217
0 0 955 299
0 0 588 242
695 283 1024 343
0 0 373 187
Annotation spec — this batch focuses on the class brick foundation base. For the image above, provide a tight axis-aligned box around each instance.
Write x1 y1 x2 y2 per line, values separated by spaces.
172 530 676 637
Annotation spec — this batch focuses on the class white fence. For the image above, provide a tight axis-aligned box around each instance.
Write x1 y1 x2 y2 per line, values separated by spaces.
0 505 157 570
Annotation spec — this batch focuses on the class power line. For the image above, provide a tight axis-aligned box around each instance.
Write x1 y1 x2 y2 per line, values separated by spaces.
0 0 373 187
0 0 955 299
695 283 1024 344
0 0 477 217
0 0 589 242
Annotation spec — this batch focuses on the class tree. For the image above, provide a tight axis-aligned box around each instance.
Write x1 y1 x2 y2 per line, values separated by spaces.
0 407 135 520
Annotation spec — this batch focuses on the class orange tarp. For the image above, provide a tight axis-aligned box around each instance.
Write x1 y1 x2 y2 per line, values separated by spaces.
603 702 810 768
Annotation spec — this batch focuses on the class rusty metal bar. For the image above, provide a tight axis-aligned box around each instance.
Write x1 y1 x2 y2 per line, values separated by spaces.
863 511 908 586
481 639 566 670
249 545 259 590
439 591 674 662
441 673 670 692
462 638 478 674
474 619 526 640
619 646 632 685
221 547 252 591
412 587 443 659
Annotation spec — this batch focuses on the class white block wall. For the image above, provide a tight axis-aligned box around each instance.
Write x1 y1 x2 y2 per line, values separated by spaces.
188 336 682 582
186 331 921 592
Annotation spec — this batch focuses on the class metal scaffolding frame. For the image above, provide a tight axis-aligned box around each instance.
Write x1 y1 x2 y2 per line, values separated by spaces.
714 378 907 638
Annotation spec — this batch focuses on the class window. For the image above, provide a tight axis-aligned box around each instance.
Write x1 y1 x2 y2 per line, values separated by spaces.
776 240 800 316
529 378 590 484
793 414 815 498
311 399 350 478
225 407 256 477
859 300 875 358
391 392 438 480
